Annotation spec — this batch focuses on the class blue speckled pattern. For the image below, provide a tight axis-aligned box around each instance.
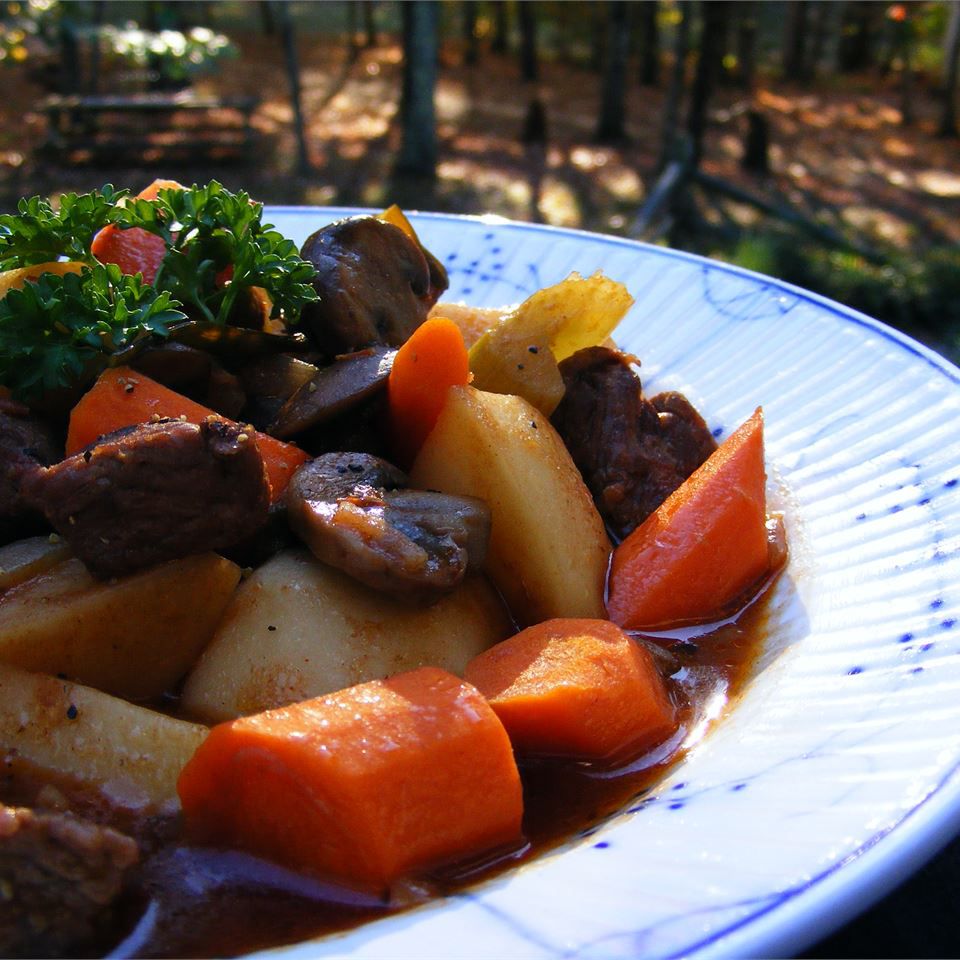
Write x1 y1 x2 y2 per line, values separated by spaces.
255 208 960 960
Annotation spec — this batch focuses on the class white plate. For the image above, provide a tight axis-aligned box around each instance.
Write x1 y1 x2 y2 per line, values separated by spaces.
257 208 960 959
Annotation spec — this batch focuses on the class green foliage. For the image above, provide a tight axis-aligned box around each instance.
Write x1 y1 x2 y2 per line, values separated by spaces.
111 180 318 325
725 230 960 356
0 0 57 66
97 24 237 82
0 185 127 269
0 263 186 401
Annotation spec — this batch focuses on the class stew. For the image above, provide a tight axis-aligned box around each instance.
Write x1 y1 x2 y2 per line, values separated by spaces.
0 182 787 959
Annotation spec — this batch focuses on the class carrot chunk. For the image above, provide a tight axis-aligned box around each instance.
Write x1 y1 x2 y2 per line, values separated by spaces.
66 366 306 501
177 666 524 889
465 618 676 762
606 407 770 630
387 316 470 468
90 179 183 284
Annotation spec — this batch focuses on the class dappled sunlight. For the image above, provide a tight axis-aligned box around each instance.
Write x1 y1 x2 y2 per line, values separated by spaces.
882 136 915 158
569 146 611 172
915 170 960 198
841 205 914 246
595 165 643 203
435 82 471 122
538 177 581 227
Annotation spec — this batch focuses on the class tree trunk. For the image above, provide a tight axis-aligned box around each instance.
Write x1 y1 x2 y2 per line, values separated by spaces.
741 109 770 175
595 1 630 143
346 0 361 63
364 0 377 48
939 1 960 136
893 8 915 126
463 0 479 65
491 0 509 55
259 0 276 35
657 0 691 172
275 0 310 173
396 1 439 178
518 1 538 81
837 1 881 73
807 0 832 78
637 1 660 87
783 0 810 81
687 0 728 167
736 2 758 89
590 1 605 73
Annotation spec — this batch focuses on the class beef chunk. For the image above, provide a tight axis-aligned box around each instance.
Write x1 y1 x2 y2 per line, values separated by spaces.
0 804 138 958
23 417 270 579
551 346 717 541
286 452 490 604
0 400 60 545
299 216 448 356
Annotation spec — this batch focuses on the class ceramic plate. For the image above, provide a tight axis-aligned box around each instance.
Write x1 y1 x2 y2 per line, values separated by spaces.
257 208 960 959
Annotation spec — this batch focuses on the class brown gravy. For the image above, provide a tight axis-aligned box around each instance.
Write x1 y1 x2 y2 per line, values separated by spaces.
87 589 772 959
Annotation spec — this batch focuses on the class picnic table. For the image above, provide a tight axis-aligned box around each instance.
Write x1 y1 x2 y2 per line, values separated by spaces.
40 90 259 164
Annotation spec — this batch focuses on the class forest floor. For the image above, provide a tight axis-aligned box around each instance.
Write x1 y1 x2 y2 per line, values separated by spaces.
2 30 959 289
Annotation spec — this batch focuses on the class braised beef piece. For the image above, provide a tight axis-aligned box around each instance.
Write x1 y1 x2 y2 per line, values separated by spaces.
0 400 60 546
0 804 138 958
299 216 448 356
22 417 270 579
551 346 717 541
286 452 490 605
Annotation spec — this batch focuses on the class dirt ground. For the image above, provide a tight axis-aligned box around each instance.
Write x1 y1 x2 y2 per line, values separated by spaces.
3 30 959 256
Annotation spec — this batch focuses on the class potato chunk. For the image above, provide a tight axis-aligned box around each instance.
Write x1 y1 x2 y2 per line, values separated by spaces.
180 550 513 723
0 662 207 814
0 536 71 593
410 386 612 625
0 553 241 701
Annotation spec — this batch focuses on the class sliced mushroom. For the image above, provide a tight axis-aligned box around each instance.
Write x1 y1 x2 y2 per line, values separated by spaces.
237 354 320 432
285 452 490 605
298 216 448 356
268 346 395 440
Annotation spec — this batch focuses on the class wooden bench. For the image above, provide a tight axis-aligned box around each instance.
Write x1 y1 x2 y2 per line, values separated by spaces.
40 91 259 164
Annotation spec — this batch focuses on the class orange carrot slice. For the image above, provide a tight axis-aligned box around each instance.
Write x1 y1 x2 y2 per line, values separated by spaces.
606 407 769 629
387 316 470 468
91 179 183 283
465 618 676 762
66 366 306 501
177 666 524 889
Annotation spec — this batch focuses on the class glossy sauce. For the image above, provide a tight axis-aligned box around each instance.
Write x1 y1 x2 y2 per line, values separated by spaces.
94 587 774 960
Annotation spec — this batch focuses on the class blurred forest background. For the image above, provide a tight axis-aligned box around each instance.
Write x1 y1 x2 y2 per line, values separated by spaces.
2 0 960 359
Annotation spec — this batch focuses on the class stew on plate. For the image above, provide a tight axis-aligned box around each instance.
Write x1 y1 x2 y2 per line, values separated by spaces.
0 181 786 958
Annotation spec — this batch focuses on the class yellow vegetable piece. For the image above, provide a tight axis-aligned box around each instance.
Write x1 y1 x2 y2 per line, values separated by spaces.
467 271 634 415
0 661 207 815
0 261 85 299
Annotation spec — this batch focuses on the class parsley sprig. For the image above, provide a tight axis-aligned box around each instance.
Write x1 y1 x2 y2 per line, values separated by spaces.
0 264 186 402
0 186 127 270
111 181 318 325
0 182 319 400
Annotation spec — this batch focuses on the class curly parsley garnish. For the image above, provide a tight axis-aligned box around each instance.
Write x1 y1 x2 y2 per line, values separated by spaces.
111 180 318 325
0 264 186 402
0 186 127 270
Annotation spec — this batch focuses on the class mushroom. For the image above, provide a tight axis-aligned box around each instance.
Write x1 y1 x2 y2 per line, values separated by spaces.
285 452 490 605
298 216 448 356
268 346 395 440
